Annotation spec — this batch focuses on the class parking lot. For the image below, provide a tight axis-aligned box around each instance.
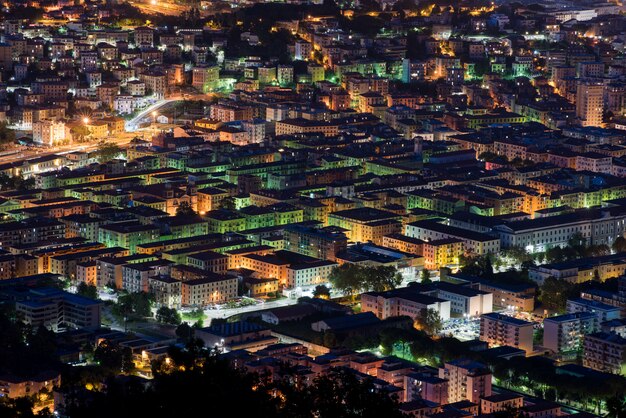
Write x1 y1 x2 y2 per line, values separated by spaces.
440 316 481 341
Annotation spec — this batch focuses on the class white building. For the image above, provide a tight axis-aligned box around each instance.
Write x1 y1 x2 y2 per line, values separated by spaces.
285 260 337 289
33 119 66 146
361 288 451 321
494 208 626 253
114 95 136 115
543 312 598 353
430 282 493 317
566 298 622 323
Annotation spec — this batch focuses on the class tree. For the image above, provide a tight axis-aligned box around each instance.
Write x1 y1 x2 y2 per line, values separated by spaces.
414 308 443 335
176 201 196 217
313 285 331 299
70 124 90 142
323 331 337 347
586 244 611 258
93 340 134 374
613 236 626 253
0 122 16 146
176 322 194 342
540 277 579 313
76 282 98 300
328 264 364 296
329 264 402 296
420 269 432 284
568 232 587 250
156 306 182 325
364 265 403 292
220 196 236 211
112 292 154 320
605 395 626 418
95 141 123 163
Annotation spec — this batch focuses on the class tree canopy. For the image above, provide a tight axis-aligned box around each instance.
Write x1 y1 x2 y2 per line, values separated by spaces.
328 264 402 296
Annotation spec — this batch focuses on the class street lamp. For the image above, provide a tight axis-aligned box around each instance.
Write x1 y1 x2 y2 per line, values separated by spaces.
82 117 89 124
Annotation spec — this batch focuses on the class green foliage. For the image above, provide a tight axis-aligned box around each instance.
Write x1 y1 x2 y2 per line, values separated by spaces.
459 254 493 277
60 356 403 418
219 196 236 211
420 268 432 284
0 173 35 191
76 282 98 300
181 308 207 324
0 122 15 146
175 201 196 217
539 277 580 313
328 264 402 296
112 292 154 320
93 340 134 374
313 284 331 299
414 308 443 335
95 141 123 163
605 395 626 418
0 308 59 377
70 124 91 142
175 322 195 342
156 306 182 325
0 397 52 418
613 236 626 253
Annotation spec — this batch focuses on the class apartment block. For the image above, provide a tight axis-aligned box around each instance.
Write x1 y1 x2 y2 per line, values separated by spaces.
439 359 492 404
543 312 598 353
583 332 626 375
479 312 534 354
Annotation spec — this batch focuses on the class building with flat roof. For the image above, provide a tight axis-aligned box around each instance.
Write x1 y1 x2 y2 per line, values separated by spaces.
181 274 238 307
566 298 621 322
479 312 534 354
14 288 101 332
583 332 626 374
195 321 278 352
361 286 451 321
439 359 492 404
406 220 500 256
543 312 598 353
328 208 402 245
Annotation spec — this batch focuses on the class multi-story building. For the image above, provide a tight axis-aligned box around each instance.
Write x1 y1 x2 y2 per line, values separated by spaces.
121 260 172 293
283 224 348 261
361 287 451 321
404 372 449 404
15 288 102 332
479 312 534 354
439 359 492 404
429 282 493 317
148 276 182 309
327 208 402 245
583 332 626 374
32 119 66 146
566 298 622 322
576 80 604 127
98 222 160 255
406 220 500 256
543 312 598 353
192 65 220 93
285 260 337 289
495 208 626 255
480 393 524 415
181 274 238 307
